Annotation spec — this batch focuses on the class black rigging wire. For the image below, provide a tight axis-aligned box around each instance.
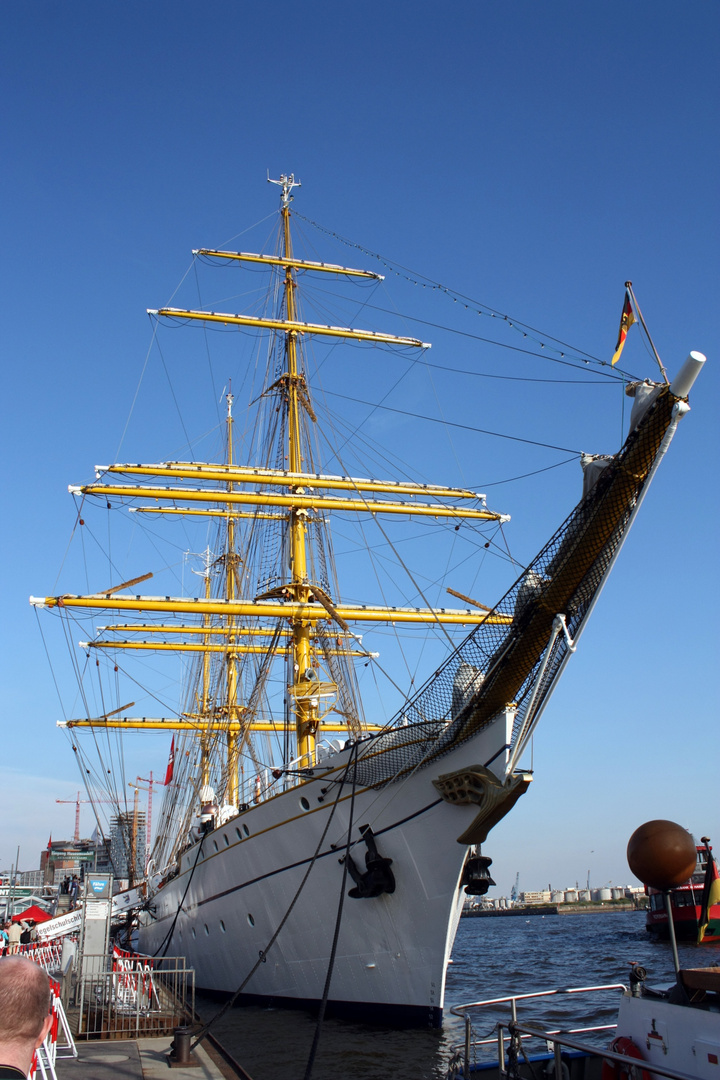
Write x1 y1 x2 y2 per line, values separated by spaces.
302 745 359 1080
192 257 222 426
320 389 582 456
152 833 206 958
190 746 360 1052
154 335 195 459
294 279 624 382
479 454 578 487
293 211 611 366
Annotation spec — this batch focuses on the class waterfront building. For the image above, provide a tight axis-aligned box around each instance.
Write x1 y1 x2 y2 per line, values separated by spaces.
521 890 552 905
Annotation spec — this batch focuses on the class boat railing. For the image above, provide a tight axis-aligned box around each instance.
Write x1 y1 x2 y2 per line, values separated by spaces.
449 983 626 1079
501 1021 696 1080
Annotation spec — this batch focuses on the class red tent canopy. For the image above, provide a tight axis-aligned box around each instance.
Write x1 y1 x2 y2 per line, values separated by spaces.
11 905 52 924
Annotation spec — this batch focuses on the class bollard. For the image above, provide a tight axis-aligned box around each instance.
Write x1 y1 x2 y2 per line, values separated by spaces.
171 1025 192 1064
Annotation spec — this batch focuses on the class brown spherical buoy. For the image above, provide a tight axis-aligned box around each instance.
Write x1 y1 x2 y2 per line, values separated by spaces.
627 819 697 891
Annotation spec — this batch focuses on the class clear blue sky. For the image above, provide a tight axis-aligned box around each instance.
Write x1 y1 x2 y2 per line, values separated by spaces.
1 1 717 895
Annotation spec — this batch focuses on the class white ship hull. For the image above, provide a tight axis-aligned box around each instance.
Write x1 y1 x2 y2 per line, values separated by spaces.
139 716 512 1027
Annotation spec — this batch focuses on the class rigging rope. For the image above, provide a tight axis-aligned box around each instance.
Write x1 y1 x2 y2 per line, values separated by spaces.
189 745 360 1052
298 279 625 382
152 832 207 959
319 389 582 455
302 744 359 1080
293 212 624 371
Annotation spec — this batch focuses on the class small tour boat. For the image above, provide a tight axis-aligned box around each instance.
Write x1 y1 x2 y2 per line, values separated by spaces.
446 821 720 1078
447 964 720 1079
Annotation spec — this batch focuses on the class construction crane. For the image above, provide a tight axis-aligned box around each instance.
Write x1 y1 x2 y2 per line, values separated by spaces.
128 771 163 872
510 872 520 904
55 791 114 843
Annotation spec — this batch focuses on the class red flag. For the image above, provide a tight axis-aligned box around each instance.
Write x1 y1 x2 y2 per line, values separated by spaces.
164 736 175 785
47 835 52 852
611 290 636 366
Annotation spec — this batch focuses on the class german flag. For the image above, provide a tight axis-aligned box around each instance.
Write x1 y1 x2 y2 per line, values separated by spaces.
611 291 636 366
697 841 720 944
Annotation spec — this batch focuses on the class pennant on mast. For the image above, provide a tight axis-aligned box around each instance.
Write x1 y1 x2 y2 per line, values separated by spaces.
164 736 175 786
611 289 636 366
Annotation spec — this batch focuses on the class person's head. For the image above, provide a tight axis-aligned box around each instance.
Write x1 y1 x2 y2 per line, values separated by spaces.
0 957 52 1072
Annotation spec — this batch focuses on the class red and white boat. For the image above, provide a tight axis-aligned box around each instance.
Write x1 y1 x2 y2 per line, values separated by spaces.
646 843 720 944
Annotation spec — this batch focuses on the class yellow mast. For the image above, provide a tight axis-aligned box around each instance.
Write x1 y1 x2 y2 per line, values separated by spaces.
224 391 240 806
199 549 213 791
277 176 316 764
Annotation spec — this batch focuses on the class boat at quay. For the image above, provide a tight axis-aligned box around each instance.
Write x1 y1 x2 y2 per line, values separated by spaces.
647 839 720 944
447 822 720 1079
31 175 706 1027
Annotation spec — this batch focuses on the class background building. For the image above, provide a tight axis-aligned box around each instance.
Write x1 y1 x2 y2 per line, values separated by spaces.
109 812 146 884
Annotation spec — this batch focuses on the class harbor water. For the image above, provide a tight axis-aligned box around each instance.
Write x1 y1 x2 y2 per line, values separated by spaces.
194 909 720 1079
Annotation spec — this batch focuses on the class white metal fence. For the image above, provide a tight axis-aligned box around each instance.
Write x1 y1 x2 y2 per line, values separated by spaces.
76 948 194 1038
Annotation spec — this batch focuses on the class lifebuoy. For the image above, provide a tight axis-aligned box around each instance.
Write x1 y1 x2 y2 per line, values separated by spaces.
602 1035 651 1080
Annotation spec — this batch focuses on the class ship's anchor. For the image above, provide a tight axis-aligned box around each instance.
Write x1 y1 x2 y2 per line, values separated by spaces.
462 851 496 896
341 824 395 899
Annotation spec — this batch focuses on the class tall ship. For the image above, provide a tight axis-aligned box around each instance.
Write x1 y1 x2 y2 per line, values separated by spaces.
31 176 705 1026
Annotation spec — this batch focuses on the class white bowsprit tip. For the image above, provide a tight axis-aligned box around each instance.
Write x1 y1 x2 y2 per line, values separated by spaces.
670 351 706 399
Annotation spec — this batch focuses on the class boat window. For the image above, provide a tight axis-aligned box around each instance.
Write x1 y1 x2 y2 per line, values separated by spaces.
191 927 196 939
300 797 310 812
204 924 209 935
213 840 218 852
236 827 242 840
220 920 226 933
247 913 255 926
223 834 229 846
243 824 250 837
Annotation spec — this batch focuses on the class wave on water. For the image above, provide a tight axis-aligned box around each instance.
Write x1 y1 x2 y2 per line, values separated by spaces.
194 911 720 1080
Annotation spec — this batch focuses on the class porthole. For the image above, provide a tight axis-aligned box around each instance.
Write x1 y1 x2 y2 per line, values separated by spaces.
213 839 218 852
300 797 310 812
191 927 196 939
223 834 229 846
235 827 242 841
243 824 250 837
204 924 209 936
247 913 255 927
220 920 226 933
